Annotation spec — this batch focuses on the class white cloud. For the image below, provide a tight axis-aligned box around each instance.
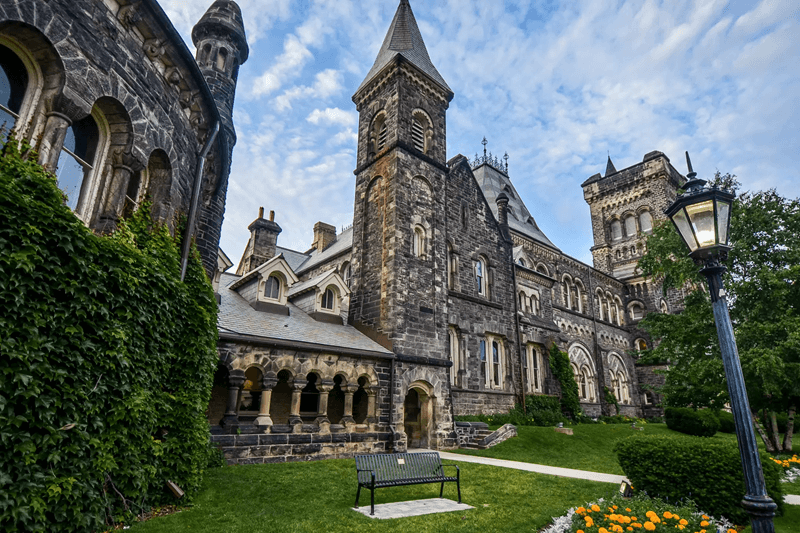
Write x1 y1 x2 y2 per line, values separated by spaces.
252 35 314 97
273 69 344 111
306 108 357 127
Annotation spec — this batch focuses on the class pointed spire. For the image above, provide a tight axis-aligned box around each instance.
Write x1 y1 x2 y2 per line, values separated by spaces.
605 155 617 176
356 0 451 96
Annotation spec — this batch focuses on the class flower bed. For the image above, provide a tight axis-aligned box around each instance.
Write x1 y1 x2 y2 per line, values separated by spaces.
540 494 738 533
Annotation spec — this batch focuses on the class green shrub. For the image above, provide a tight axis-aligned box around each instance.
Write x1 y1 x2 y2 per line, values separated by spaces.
615 434 784 524
549 344 581 419
665 406 720 437
0 141 219 531
716 410 736 433
599 414 644 424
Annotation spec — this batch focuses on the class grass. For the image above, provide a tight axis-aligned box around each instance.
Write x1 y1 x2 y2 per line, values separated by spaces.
783 478 800 495
128 459 614 532
452 423 752 475
742 504 800 533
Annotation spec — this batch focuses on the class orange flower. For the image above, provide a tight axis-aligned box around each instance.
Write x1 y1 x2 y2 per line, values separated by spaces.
680 519 688 526
644 522 656 531
674 514 680 520
626 508 632 513
600 528 610 533
700 521 709 527
614 505 619 510
632 517 638 521
664 511 673 519
627 528 633 532
578 531 585 533
592 504 601 512
585 516 594 527
651 517 661 524
577 507 587 515
633 524 642 528
702 515 709 520
678 526 685 530
728 530 736 533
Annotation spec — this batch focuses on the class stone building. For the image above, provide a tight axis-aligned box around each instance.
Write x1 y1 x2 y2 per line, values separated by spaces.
209 0 688 464
0 0 247 276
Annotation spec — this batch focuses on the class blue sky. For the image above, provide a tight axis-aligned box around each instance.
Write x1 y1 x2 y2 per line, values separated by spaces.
162 0 800 265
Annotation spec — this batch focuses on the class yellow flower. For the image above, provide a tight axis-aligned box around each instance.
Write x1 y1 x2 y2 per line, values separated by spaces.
728 530 736 533
600 528 610 533
626 508 632 513
578 531 585 533
680 519 688 526
592 504 601 512
700 530 707 533
632 517 638 521
577 507 587 515
700 521 709 527
585 517 594 527
651 517 661 524
673 514 680 520
644 522 656 531
664 511 673 519
627 529 633 532
702 515 709 520
678 526 685 530
633 524 642 528
614 505 619 510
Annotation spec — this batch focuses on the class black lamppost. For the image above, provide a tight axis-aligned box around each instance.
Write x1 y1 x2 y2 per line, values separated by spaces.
665 153 777 533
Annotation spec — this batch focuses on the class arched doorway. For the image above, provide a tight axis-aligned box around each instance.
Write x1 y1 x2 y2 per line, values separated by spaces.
403 382 434 449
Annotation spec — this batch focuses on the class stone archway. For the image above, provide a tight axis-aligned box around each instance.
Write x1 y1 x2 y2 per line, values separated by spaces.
402 381 435 449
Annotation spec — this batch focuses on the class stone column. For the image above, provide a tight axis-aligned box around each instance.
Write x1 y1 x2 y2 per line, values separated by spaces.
289 383 303 427
96 148 141 232
255 377 277 428
37 112 71 172
366 387 377 426
316 380 333 432
341 384 357 427
221 371 245 430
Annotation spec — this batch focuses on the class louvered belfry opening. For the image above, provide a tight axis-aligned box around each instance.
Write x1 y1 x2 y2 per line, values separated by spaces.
377 121 388 151
411 117 425 152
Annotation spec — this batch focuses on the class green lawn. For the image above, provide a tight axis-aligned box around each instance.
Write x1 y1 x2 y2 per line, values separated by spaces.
783 478 800 495
743 505 800 533
129 459 613 532
452 423 750 475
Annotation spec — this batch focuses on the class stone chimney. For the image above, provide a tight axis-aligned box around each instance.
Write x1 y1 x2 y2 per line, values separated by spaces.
311 222 337 252
236 207 282 275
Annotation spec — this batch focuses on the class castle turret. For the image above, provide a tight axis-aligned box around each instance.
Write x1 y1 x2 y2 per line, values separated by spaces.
191 1 248 276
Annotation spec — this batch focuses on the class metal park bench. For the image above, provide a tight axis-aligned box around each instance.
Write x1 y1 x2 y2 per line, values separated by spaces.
354 452 461 515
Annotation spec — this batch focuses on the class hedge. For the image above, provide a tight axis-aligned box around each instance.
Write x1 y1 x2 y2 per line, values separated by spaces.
615 434 783 524
549 344 581 419
665 406 720 437
0 141 219 531
716 410 736 434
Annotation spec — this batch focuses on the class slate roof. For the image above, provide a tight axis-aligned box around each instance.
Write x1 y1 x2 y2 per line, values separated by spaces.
472 163 561 252
218 273 392 354
296 226 353 274
286 270 335 298
276 246 310 271
356 0 451 95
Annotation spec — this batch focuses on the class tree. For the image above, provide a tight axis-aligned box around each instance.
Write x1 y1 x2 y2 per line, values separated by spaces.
638 174 800 452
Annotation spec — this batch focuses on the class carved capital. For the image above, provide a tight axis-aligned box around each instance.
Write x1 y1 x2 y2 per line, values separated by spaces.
179 90 200 110
112 147 142 172
165 67 182 87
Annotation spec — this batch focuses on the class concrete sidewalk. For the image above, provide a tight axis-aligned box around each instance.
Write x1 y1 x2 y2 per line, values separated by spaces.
409 448 627 484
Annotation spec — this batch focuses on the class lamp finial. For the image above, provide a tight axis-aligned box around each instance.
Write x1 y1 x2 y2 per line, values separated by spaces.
685 151 697 179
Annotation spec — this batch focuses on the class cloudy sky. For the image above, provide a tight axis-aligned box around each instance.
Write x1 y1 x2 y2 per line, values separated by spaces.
161 0 799 265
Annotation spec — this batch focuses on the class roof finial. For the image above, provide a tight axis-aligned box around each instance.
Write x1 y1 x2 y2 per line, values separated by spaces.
482 136 488 159
503 152 509 174
685 151 696 179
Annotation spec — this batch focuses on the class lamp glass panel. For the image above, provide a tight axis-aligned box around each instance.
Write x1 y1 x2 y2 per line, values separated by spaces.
716 200 731 246
686 200 716 248
671 208 698 251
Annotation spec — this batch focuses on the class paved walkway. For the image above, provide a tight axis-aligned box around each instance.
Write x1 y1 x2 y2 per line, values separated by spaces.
410 448 800 505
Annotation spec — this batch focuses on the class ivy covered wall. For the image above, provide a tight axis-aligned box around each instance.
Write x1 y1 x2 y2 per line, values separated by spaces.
0 141 219 532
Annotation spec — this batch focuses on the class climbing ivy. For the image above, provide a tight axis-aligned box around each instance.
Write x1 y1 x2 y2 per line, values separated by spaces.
604 386 620 415
0 140 219 531
548 344 581 420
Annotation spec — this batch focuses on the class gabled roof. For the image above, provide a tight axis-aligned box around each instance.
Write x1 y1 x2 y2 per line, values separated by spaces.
355 0 451 96
229 253 299 290
296 226 353 275
276 246 310 271
287 269 350 299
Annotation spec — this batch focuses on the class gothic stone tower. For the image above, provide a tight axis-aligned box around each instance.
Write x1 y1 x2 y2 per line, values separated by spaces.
191 1 249 274
348 0 454 361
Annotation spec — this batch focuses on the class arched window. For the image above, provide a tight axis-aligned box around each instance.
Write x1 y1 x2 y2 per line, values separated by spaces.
531 293 540 316
528 345 543 393
611 220 622 241
615 297 624 326
413 226 425 257
201 43 212 64
639 211 653 234
579 368 588 400
56 112 101 212
264 274 281 299
574 280 584 313
636 338 647 351
448 327 459 387
341 262 351 288
321 288 335 310
216 47 228 71
411 109 431 153
475 258 487 296
660 300 669 314
624 215 637 237
618 372 629 404
371 113 388 154
0 44 29 136
353 377 369 424
630 303 645 320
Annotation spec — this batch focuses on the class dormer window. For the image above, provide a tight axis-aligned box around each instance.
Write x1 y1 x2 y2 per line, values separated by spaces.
321 288 335 310
264 275 281 300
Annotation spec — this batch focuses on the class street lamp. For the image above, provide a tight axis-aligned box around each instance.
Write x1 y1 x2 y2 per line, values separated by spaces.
665 152 777 533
